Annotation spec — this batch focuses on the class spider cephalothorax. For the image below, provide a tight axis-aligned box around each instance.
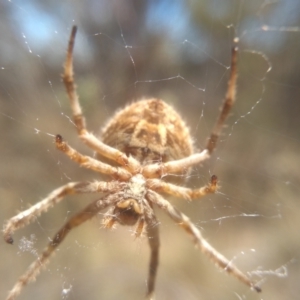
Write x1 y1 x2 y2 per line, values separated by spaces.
3 26 261 300
103 174 147 230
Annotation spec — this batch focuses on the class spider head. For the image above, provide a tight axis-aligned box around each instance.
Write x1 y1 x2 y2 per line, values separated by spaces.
102 198 145 237
114 199 142 226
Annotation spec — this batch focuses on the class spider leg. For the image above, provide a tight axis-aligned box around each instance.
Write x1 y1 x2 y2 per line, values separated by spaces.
206 41 238 153
143 42 239 179
5 194 119 300
134 216 145 238
62 26 140 173
3 181 123 244
55 134 131 180
142 149 210 178
143 200 160 299
146 190 261 293
102 206 117 229
147 175 218 200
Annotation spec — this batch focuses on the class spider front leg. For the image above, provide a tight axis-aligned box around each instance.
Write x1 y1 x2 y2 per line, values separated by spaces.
3 180 123 244
143 200 160 299
146 190 261 293
5 195 119 300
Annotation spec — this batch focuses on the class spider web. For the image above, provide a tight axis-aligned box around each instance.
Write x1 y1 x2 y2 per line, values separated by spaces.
0 1 299 300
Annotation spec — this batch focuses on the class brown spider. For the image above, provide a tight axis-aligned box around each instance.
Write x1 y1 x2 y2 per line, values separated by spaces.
3 26 261 299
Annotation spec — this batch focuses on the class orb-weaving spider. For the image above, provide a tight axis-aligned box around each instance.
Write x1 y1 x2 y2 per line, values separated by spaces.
4 26 261 299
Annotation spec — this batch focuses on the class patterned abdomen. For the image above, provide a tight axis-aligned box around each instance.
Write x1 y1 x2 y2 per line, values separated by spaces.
100 99 194 167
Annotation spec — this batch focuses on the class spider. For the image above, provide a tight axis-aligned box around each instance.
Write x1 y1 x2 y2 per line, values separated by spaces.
3 26 261 300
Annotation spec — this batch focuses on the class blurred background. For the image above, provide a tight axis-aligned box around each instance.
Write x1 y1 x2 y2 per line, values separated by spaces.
1 0 299 299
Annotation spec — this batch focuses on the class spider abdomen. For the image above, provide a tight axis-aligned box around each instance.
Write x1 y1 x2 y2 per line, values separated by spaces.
101 98 194 166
